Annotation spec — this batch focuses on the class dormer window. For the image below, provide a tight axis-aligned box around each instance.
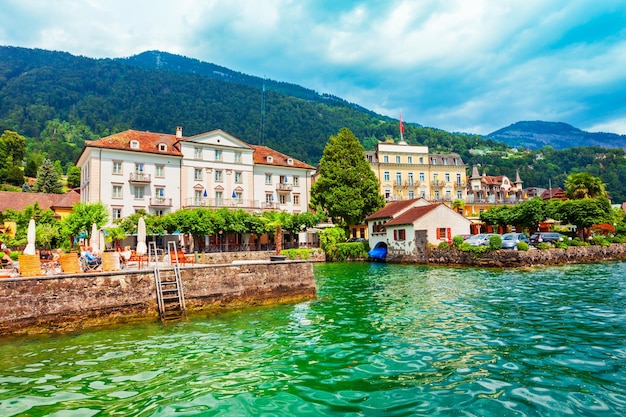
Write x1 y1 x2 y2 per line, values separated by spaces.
130 140 140 149
267 156 273 163
287 158 293 165
158 143 167 152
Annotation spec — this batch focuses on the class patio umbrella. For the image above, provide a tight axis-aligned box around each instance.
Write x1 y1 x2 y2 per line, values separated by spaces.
23 218 36 255
136 216 147 256
90 222 99 253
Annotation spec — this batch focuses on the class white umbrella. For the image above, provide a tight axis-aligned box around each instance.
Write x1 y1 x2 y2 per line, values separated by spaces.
136 217 147 256
23 218 36 255
99 230 106 253
90 222 99 254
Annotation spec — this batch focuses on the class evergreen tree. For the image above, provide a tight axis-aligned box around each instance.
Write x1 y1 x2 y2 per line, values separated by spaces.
310 127 385 228
33 158 63 194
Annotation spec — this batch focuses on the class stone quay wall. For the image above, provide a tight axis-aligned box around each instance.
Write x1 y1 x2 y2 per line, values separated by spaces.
0 261 316 336
199 249 325 264
426 243 626 268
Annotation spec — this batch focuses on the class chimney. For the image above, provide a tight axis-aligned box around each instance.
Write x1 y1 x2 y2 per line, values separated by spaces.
176 126 183 138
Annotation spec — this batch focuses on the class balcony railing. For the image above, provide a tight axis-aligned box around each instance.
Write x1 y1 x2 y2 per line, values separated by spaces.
129 172 151 183
184 198 259 208
149 197 172 207
276 183 293 191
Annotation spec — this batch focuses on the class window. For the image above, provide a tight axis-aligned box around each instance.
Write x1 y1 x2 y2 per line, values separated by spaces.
457 190 463 199
154 210 164 216
215 170 223 182
158 143 167 152
383 171 390 181
135 163 144 173
385 189 392 200
215 191 223 205
445 173 450 182
234 172 242 183
130 140 139 149
434 190 440 199
112 207 122 220
233 192 242 203
436 228 449 240
420 190 426 198
287 158 293 165
445 190 451 200
456 173 462 185
419 157 424 164
194 147 202 159
408 172 414 185
234 152 242 163
408 190 414 199
395 156 401 163
279 194 287 204
265 174 272 184
443 158 448 165
419 172 425 182
383 155 389 163
407 156 413 164
155 165 164 178
396 172 402 186
112 161 122 175
215 149 222 160
393 229 406 241
112 185 123 199
265 193 274 204
155 187 165 197
134 186 144 199
194 168 203 181
293 194 300 205
267 156 273 163
194 190 203 205
293 176 300 186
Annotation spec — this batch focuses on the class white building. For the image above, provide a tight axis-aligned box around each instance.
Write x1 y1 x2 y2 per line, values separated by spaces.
77 127 314 225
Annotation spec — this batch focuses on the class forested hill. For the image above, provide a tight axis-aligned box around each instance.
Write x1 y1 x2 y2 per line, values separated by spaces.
487 121 626 150
0 46 625 202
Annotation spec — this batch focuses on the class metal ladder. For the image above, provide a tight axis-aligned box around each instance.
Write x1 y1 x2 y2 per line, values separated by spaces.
152 241 187 322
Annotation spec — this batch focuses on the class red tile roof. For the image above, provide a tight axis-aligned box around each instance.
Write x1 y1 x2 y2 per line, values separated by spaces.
250 145 313 169
83 130 183 156
365 199 424 221
0 191 77 212
384 204 440 226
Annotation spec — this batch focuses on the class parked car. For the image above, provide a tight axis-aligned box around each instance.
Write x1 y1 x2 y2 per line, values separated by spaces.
347 237 366 243
465 233 499 246
529 232 564 246
501 232 530 250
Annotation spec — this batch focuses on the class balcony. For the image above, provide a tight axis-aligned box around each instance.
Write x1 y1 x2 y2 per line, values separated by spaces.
129 172 151 183
149 197 173 207
455 181 467 188
184 197 259 209
432 180 445 187
404 180 419 187
276 183 293 191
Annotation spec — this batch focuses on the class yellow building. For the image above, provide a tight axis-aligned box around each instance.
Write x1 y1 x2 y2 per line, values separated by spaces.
366 141 468 203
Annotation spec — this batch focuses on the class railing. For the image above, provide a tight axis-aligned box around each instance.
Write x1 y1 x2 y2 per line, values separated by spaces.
184 198 259 208
276 183 293 191
129 172 151 183
149 197 173 207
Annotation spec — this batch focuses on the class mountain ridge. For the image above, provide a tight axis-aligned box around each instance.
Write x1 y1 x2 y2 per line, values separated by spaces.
487 120 626 150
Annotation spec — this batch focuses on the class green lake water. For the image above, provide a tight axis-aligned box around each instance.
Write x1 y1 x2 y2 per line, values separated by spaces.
1 261 625 416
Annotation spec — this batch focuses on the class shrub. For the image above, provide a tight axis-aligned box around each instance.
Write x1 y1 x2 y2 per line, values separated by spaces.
438 241 451 249
517 241 529 251
281 248 314 260
458 242 472 251
570 238 589 247
335 242 368 261
452 235 464 247
488 235 502 250
536 242 549 250
590 236 611 247
554 241 569 249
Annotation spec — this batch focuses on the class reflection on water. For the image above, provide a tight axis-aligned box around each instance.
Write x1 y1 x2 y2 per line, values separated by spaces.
0 261 624 416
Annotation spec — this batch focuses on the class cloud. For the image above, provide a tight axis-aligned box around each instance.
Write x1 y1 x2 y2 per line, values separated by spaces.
1 0 625 135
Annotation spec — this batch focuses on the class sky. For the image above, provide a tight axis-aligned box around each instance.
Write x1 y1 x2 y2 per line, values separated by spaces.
2 0 626 135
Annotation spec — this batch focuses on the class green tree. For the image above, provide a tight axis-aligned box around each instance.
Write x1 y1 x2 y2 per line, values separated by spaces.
310 128 384 228
66 165 81 189
60 202 109 249
564 172 607 199
555 197 613 240
33 158 63 193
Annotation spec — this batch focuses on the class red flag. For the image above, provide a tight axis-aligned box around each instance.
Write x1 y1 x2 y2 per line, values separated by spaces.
400 113 404 135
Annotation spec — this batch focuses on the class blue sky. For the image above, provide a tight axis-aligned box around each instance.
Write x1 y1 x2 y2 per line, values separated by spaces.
2 0 626 135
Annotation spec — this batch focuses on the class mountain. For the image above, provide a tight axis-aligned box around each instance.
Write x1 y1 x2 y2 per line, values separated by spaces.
487 121 626 150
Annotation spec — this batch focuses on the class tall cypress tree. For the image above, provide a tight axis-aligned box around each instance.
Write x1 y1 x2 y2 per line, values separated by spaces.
310 127 385 227
33 158 64 194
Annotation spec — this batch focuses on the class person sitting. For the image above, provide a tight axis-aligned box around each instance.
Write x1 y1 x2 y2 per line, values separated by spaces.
1 250 13 268
84 246 102 268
